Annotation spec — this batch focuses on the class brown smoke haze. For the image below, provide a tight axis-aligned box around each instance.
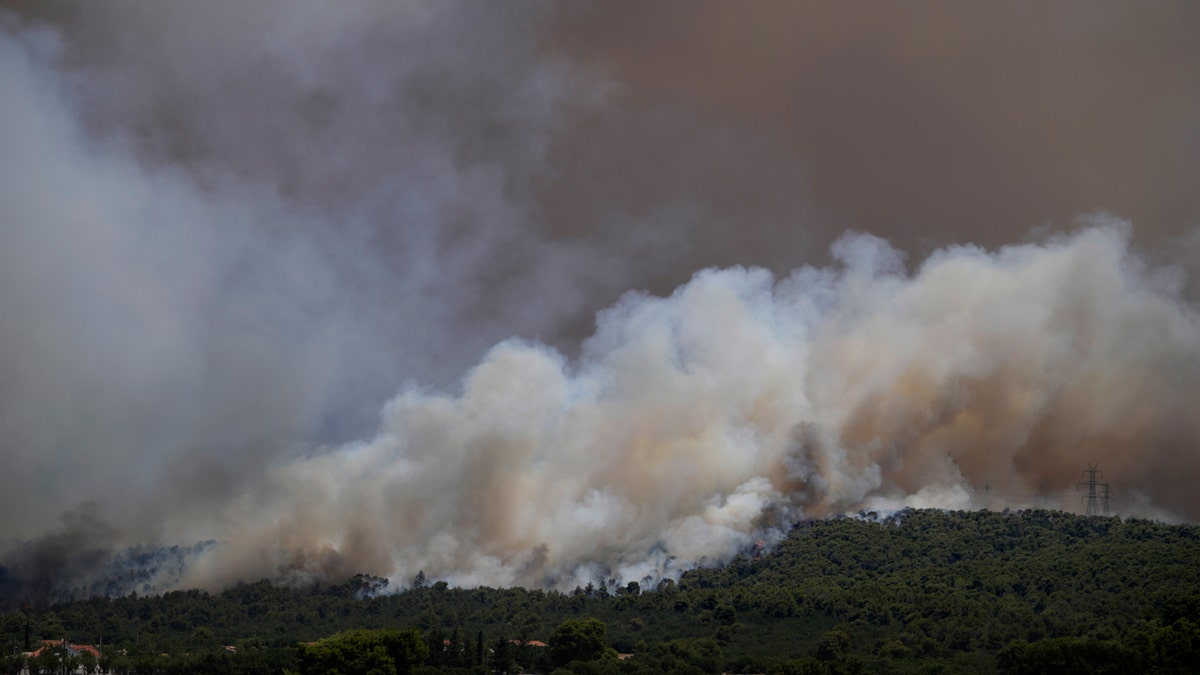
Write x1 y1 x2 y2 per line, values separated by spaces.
1 1 1199 596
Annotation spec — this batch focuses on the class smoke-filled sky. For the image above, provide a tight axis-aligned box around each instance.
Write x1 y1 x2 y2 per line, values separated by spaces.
2 1 1200 597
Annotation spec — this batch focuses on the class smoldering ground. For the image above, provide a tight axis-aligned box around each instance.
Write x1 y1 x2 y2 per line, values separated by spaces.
2 2 1200 602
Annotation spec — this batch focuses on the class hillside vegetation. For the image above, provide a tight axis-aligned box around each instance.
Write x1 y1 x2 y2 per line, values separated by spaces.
4 509 1199 674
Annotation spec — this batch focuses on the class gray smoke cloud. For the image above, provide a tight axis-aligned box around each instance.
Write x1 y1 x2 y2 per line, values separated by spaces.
2 2 1200 598
0 1 617 545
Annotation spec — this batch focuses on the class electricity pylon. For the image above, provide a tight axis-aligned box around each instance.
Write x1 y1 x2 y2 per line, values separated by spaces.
1100 481 1114 517
1077 464 1104 517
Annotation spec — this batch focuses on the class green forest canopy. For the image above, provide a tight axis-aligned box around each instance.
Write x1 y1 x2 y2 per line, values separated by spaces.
4 508 1199 674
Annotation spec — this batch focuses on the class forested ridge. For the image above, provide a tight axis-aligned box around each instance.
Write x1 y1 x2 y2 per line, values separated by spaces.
3 508 1199 674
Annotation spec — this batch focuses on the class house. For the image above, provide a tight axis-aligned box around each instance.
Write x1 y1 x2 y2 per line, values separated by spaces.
26 639 101 660
22 640 102 675
510 639 548 648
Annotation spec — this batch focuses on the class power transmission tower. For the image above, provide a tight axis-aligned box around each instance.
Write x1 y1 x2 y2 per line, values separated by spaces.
1077 464 1104 517
1100 482 1114 517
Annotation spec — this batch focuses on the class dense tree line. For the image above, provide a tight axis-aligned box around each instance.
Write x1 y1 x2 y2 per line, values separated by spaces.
2 509 1198 673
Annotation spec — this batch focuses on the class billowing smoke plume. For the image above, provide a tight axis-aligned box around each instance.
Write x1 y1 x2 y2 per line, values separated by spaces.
2 2 1200 601
0 1 618 602
0 2 614 544
184 222 1200 591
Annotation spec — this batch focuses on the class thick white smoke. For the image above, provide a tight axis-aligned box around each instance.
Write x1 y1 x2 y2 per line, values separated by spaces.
183 222 1200 591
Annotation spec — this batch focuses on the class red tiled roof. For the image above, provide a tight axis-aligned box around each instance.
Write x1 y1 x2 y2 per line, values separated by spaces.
29 641 100 659
510 639 548 648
